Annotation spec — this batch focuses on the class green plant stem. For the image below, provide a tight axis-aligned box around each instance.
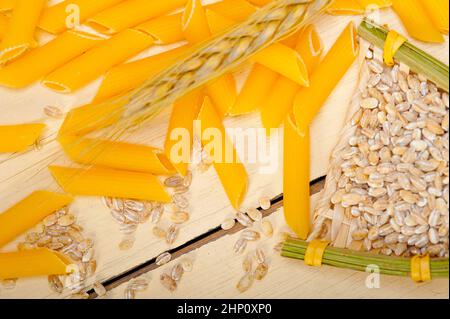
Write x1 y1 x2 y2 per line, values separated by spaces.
281 238 449 278
358 18 449 92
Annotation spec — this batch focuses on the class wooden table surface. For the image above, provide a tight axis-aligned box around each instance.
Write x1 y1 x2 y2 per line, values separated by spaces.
0 3 448 299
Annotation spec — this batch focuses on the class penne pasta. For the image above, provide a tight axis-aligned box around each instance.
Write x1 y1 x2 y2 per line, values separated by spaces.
260 25 323 129
38 0 125 34
58 136 175 175
286 26 323 79
182 0 237 118
0 13 7 39
182 0 210 44
0 123 45 153
0 191 73 248
94 45 190 103
207 0 256 21
58 98 127 136
0 249 71 279
420 0 449 34
165 89 204 176
283 115 310 239
87 0 186 35
246 0 273 6
136 13 185 45
198 97 248 209
359 0 392 8
49 166 171 202
0 0 46 64
42 29 154 93
0 0 15 12
251 43 309 86
0 31 103 88
326 0 365 15
392 0 443 43
135 0 255 45
206 9 237 35
205 75 238 118
230 64 279 115
280 29 304 48
230 31 303 116
327 0 392 15
293 22 359 135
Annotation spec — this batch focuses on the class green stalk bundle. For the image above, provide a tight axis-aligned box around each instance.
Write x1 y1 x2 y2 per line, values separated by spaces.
358 18 449 92
282 237 449 278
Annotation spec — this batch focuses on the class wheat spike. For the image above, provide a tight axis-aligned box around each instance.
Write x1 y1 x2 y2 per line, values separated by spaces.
100 0 333 135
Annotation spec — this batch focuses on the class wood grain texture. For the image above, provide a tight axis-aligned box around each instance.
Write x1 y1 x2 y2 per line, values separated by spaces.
0 7 448 298
107 195 449 299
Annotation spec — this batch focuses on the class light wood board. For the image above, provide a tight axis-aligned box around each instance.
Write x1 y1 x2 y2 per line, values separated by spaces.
107 195 449 299
0 5 448 299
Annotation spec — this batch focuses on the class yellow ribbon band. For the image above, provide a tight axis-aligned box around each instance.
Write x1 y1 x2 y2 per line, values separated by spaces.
304 240 330 267
383 30 406 66
411 254 431 282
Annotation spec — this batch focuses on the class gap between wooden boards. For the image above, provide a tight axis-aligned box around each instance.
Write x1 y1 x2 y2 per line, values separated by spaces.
87 177 326 298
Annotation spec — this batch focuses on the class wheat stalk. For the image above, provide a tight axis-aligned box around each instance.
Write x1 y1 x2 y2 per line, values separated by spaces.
96 0 333 137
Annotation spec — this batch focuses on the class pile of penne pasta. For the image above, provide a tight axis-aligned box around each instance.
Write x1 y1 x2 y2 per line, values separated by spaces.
0 0 448 285
328 0 448 43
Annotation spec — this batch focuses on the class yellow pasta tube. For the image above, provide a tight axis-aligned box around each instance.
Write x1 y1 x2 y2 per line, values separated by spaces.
49 166 171 202
136 0 255 45
165 89 204 176
43 29 154 93
283 115 310 239
136 13 184 45
230 30 302 116
206 9 237 35
231 64 279 115
392 0 443 43
251 43 309 86
420 0 449 34
58 136 174 175
281 29 304 48
0 31 103 88
0 14 7 39
94 45 190 103
87 0 186 35
293 22 359 136
198 97 248 209
0 0 46 64
247 0 272 6
0 0 15 12
58 98 127 136
0 191 73 248
261 25 323 130
327 0 365 15
38 0 124 34
206 76 238 118
359 0 392 9
182 0 210 44
327 0 391 14
207 0 256 22
0 249 71 279
182 0 237 118
0 123 45 153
